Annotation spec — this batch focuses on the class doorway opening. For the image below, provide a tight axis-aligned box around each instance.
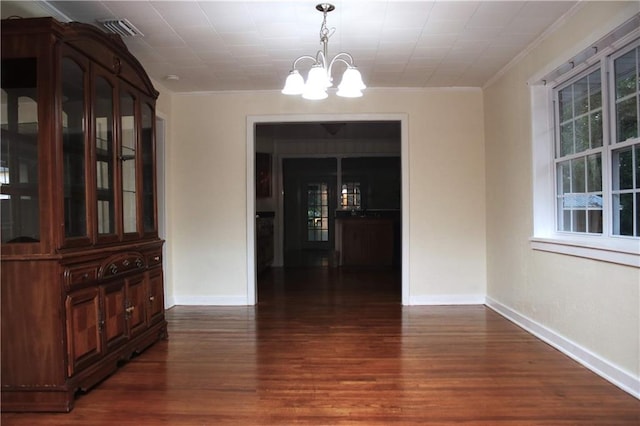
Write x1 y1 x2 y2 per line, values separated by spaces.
247 114 409 305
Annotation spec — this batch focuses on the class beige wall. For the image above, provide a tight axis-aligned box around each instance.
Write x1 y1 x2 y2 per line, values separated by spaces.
484 1 640 382
164 89 486 304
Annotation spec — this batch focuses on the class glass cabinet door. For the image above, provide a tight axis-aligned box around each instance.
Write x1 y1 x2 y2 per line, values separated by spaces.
62 57 87 240
141 102 155 233
120 91 137 234
0 58 40 244
94 76 115 237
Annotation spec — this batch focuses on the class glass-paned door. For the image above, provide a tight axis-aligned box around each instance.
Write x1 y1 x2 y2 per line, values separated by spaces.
62 57 87 239
0 58 40 244
94 76 115 236
120 91 137 234
307 182 329 242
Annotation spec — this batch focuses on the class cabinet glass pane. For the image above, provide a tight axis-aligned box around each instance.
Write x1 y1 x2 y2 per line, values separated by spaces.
121 92 136 234
141 103 155 232
62 58 87 238
0 58 40 243
95 77 115 235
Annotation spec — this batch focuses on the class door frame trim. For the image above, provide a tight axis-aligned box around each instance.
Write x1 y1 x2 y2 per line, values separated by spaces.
246 113 410 305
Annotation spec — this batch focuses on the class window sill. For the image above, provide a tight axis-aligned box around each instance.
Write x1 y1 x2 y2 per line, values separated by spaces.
530 236 640 268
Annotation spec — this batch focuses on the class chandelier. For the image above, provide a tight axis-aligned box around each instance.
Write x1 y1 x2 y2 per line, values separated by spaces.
281 3 366 100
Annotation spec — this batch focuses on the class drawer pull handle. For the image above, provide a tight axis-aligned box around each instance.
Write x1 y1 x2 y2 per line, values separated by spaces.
136 259 144 268
122 259 130 267
153 256 160 262
149 296 155 302
109 265 118 275
82 273 89 280
126 306 135 313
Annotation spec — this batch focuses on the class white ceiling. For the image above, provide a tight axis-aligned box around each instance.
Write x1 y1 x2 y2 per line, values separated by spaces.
1 0 579 93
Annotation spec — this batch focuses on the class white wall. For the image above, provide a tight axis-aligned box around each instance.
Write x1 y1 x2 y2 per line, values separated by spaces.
484 2 640 394
166 89 486 305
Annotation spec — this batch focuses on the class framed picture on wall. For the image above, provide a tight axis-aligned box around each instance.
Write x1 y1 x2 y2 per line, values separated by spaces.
256 152 271 198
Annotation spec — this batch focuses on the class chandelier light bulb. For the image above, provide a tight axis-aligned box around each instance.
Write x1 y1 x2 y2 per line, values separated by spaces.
282 70 304 95
337 67 366 98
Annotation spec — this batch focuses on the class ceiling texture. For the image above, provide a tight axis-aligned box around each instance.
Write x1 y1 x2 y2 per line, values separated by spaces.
1 0 579 94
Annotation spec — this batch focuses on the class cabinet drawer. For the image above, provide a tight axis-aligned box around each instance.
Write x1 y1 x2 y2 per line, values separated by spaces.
65 265 98 289
146 251 162 268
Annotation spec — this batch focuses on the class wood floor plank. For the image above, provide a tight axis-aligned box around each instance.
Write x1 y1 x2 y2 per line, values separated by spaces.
2 267 639 424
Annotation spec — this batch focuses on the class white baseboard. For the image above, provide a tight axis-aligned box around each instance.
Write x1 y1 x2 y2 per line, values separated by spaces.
485 296 640 399
164 295 176 309
409 294 485 305
173 295 249 306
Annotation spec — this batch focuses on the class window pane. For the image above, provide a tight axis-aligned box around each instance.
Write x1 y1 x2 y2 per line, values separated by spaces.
575 115 589 153
62 58 86 239
590 111 603 148
572 210 586 232
588 210 603 234
572 158 585 193
617 96 638 142
636 193 640 237
615 48 637 99
587 154 602 192
636 145 640 189
613 193 634 236
558 86 573 122
573 75 589 115
589 71 602 109
306 182 328 242
561 209 571 232
560 122 573 156
614 147 633 190
559 160 571 193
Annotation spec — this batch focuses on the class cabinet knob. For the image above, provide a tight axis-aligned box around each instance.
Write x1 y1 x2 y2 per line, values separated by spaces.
153 256 160 262
109 265 118 275
126 306 135 313
122 259 130 267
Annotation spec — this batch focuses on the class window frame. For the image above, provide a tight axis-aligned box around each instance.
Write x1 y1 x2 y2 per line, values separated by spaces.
531 30 640 268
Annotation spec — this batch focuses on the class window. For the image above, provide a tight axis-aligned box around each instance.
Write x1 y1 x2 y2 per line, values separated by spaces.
555 69 604 234
611 46 640 236
531 30 639 267
340 182 361 210
553 40 639 239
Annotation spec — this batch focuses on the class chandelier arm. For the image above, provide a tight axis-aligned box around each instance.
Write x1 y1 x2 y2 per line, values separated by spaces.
327 53 355 75
291 55 320 70
316 51 328 69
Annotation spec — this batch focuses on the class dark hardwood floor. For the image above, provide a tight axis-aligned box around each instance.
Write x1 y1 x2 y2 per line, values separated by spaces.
2 267 639 424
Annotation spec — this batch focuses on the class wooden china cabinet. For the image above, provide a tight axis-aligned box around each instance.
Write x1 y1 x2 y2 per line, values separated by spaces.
1 17 167 412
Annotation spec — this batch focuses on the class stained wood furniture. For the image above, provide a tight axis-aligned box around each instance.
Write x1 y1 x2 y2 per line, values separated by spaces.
256 212 274 273
1 17 167 412
335 217 394 266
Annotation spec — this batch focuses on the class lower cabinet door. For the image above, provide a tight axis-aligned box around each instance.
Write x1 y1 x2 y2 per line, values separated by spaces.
65 287 102 377
126 276 147 338
146 269 164 325
100 281 127 351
